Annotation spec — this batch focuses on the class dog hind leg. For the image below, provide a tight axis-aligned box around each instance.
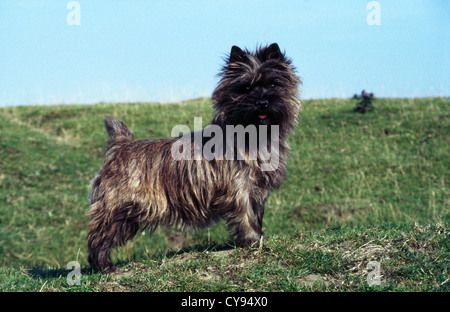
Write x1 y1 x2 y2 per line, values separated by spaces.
88 202 141 272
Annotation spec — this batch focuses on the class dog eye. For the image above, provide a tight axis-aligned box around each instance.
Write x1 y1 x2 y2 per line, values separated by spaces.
270 83 278 88
245 86 251 91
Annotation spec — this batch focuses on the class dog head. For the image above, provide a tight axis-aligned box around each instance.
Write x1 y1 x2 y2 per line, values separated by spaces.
212 43 301 134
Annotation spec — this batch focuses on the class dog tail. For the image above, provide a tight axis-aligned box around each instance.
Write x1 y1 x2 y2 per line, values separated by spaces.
104 117 135 142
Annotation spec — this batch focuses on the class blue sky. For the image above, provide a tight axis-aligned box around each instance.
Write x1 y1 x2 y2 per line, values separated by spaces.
0 0 448 106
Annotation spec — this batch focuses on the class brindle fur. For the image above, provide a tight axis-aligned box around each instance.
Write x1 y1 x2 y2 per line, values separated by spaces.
87 43 301 272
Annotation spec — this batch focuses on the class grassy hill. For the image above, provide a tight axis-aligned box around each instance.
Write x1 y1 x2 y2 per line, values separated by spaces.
0 97 448 291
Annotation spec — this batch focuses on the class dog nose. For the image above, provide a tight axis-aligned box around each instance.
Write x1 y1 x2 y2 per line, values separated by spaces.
256 99 269 110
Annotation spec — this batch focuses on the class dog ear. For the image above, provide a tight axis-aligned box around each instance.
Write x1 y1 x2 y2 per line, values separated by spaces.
229 45 246 63
265 43 284 60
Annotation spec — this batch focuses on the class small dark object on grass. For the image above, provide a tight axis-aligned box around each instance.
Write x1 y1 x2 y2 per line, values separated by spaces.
353 90 374 114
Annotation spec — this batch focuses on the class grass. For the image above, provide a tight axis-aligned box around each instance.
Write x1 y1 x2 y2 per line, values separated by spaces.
0 96 448 291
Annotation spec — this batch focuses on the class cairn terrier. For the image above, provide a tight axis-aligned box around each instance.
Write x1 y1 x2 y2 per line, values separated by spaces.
88 43 301 272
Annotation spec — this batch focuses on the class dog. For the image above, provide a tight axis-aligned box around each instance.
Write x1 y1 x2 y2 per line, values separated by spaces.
87 43 301 272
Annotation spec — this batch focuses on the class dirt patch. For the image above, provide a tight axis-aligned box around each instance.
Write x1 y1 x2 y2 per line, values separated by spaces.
296 274 332 288
164 232 192 250
291 203 372 224
195 266 221 282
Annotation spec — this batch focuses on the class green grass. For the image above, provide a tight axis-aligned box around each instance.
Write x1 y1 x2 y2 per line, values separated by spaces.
0 97 448 291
